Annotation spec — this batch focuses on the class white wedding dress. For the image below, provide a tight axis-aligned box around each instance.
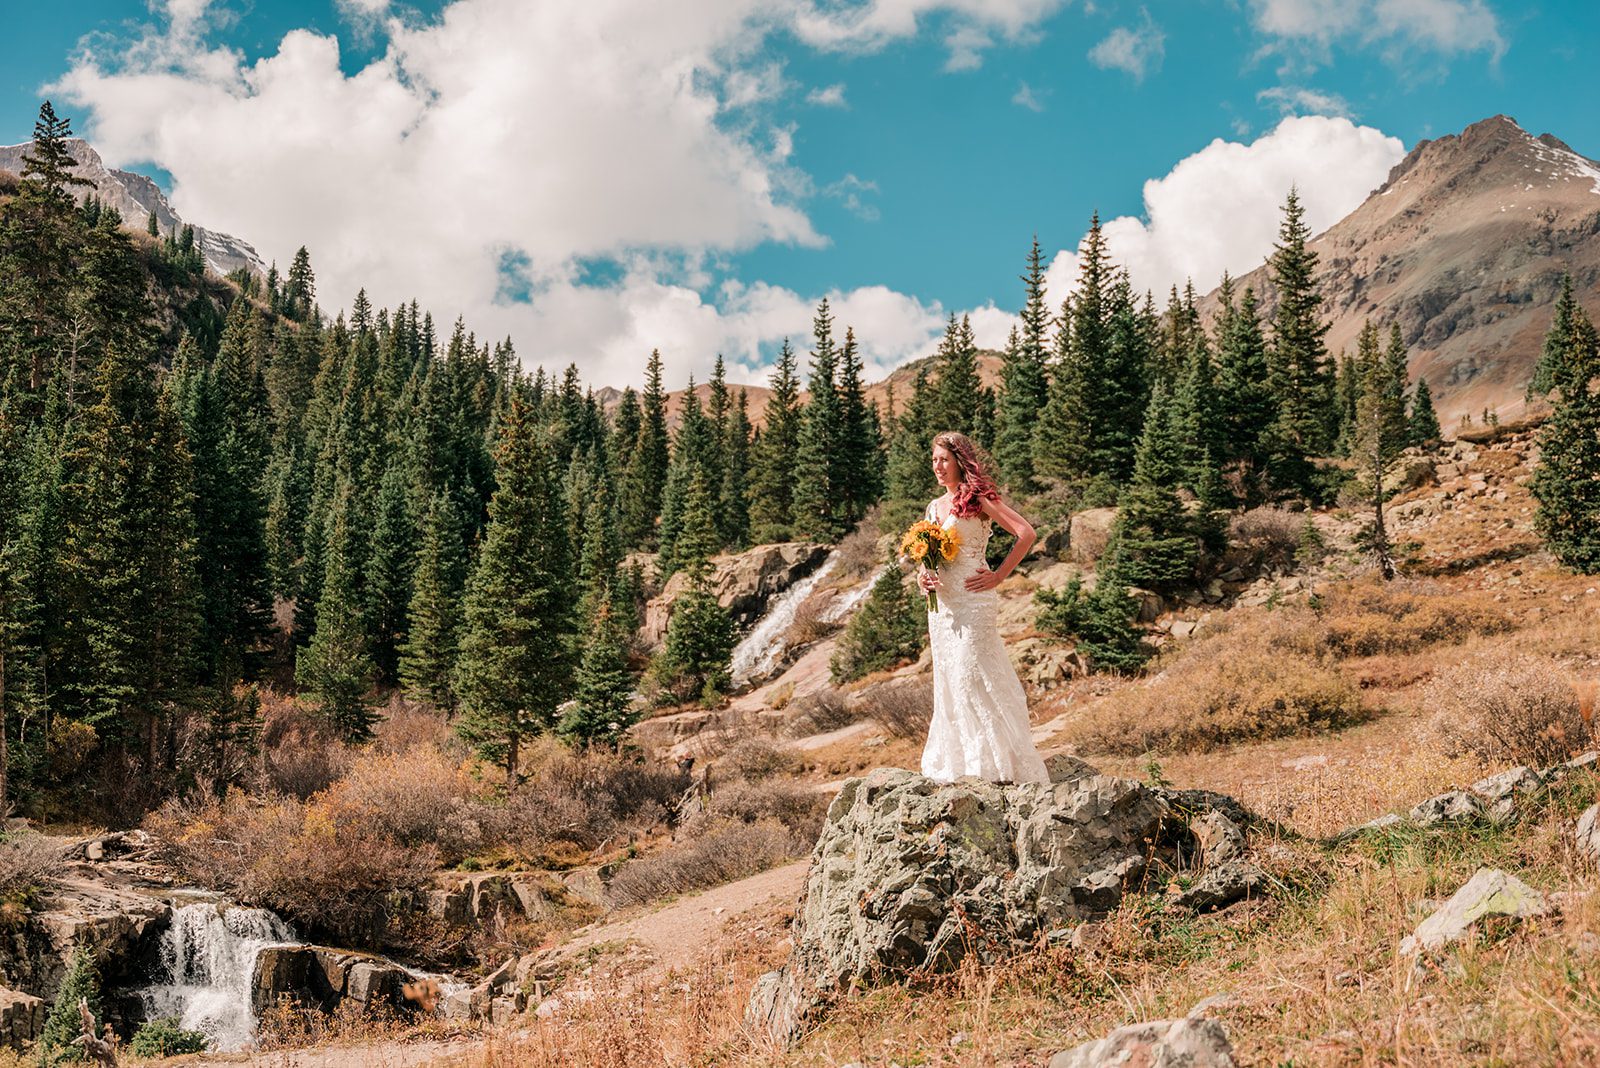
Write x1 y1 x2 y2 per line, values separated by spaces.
920 498 1050 785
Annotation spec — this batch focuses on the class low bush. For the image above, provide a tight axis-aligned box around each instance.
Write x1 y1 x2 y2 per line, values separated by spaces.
1309 583 1511 658
1225 507 1306 575
784 595 841 648
500 745 686 858
145 792 438 945
686 780 827 843
1428 656 1593 766
1067 648 1364 755
257 691 351 799
865 677 934 740
605 820 805 908
0 829 62 903
717 738 803 782
131 1017 209 1056
782 687 860 739
320 746 488 865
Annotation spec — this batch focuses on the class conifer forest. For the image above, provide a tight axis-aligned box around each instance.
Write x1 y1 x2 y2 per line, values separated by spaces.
1 101 1596 829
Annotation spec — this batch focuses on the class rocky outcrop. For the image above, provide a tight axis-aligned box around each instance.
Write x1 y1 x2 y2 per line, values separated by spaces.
641 542 830 647
251 946 420 1018
426 870 602 928
1050 1016 1238 1068
1337 752 1600 841
0 988 42 1049
747 765 1264 1045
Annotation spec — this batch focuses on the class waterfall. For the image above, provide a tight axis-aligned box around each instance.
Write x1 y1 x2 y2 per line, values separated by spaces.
729 552 841 687
820 563 886 625
140 903 296 1052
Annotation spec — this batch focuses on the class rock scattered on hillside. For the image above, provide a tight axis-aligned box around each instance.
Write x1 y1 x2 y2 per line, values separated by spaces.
1049 1016 1238 1068
1401 867 1548 957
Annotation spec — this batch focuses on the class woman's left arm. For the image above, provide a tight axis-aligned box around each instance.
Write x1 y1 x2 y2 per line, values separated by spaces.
964 496 1036 592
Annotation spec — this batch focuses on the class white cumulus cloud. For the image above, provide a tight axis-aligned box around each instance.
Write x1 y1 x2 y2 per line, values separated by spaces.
1043 115 1405 303
49 0 1076 388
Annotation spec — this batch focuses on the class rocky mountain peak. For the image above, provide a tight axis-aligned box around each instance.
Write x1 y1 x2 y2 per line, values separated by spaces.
0 138 265 279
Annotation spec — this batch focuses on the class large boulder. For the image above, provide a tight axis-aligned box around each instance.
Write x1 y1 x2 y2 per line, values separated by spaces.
1068 509 1118 568
747 766 1246 1045
642 542 831 647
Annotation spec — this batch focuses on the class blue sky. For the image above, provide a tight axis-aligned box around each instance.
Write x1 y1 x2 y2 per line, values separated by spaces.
3 1 1596 388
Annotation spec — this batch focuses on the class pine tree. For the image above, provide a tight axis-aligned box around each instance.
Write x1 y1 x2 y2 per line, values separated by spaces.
1034 574 1149 674
1529 297 1600 572
1102 384 1201 595
1408 376 1441 446
453 394 570 788
1034 300 1090 482
19 102 93 207
620 349 670 548
836 327 880 522
720 389 753 549
284 246 316 321
1265 188 1335 495
39 946 104 1065
1351 322 1412 579
1174 329 1222 496
657 377 714 578
560 603 637 748
364 459 415 683
397 491 467 708
1092 273 1152 483
295 481 378 741
995 238 1051 490
885 363 938 511
1213 287 1276 503
653 469 734 703
933 313 984 435
830 561 924 683
749 339 802 543
1530 274 1582 398
793 299 847 540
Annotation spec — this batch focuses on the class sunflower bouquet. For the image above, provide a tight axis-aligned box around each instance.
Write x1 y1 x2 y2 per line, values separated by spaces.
899 519 962 612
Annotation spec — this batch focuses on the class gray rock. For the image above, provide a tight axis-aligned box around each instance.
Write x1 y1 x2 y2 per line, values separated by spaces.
1468 766 1544 822
643 542 831 647
1188 811 1246 866
1400 868 1548 956
1409 790 1484 826
1172 859 1266 913
252 946 416 1017
1331 812 1403 844
1576 804 1600 865
747 766 1212 1045
1049 1016 1237 1068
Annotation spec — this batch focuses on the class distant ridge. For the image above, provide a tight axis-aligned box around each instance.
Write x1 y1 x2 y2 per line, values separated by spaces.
1197 115 1600 429
0 138 265 279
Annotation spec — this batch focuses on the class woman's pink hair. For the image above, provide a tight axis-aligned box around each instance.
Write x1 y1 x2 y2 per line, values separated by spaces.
933 432 1001 518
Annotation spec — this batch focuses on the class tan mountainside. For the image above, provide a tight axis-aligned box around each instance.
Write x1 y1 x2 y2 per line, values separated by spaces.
596 349 1005 433
1197 115 1600 430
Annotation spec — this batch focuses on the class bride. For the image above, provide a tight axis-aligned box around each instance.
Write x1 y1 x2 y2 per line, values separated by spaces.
916 432 1050 785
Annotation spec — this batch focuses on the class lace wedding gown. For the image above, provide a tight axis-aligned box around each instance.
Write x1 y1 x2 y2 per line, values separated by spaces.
919 499 1050 784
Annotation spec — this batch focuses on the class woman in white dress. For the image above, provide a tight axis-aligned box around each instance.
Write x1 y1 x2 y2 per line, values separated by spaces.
916 432 1050 785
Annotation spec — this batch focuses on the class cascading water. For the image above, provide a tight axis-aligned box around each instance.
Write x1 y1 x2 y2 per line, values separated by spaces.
139 902 296 1051
729 552 841 687
820 563 886 625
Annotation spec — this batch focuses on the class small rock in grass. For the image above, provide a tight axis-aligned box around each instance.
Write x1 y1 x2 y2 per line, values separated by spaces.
1401 868 1548 957
1409 791 1483 826
1049 1016 1237 1068
1576 803 1600 866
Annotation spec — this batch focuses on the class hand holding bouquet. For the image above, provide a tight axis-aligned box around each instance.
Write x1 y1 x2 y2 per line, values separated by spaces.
899 519 961 612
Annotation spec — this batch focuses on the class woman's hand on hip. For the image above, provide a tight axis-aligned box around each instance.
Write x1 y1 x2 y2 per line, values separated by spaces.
963 568 1002 592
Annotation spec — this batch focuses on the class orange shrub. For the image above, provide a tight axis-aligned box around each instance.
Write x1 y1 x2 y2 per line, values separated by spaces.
1428 655 1594 766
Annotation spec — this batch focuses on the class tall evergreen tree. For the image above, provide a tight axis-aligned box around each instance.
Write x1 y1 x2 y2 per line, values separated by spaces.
397 491 467 709
1351 321 1411 579
836 326 881 522
453 394 570 787
792 299 848 540
1101 383 1200 595
1213 286 1276 503
619 349 670 548
657 378 715 578
295 480 378 741
653 470 735 703
1265 188 1335 495
1091 272 1152 483
749 339 802 543
1529 294 1600 572
932 313 984 434
994 238 1051 489
1034 299 1090 482
1408 376 1441 445
720 389 753 549
364 459 416 683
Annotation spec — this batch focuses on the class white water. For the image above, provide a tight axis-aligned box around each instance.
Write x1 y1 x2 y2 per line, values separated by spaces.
820 564 886 625
729 552 840 687
140 903 296 1052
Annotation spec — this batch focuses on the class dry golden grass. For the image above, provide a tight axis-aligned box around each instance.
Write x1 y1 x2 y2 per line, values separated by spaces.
1428 655 1596 767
